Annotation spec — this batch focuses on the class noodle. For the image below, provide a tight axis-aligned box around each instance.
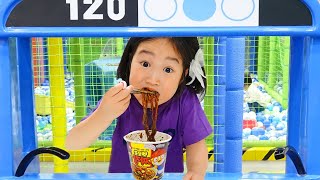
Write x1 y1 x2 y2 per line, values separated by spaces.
141 88 160 142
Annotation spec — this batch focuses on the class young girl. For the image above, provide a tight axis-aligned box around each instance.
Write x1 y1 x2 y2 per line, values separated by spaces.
66 37 212 179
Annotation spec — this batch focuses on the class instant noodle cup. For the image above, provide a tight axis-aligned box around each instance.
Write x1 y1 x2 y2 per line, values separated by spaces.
124 130 172 180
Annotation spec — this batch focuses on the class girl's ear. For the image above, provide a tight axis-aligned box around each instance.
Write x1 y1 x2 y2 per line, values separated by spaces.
179 69 189 85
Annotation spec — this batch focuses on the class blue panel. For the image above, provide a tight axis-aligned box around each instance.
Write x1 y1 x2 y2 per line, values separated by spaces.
287 37 305 174
8 38 23 175
304 37 320 174
0 38 14 176
17 38 39 173
0 172 319 180
1 27 320 37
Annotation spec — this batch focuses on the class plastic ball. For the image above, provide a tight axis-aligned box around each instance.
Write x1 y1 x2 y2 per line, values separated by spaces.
259 135 269 140
256 114 266 122
251 127 265 136
248 135 259 141
243 128 251 137
243 112 250 120
273 106 280 113
276 123 285 130
272 117 281 124
278 135 287 141
266 104 274 111
248 111 257 120
268 115 275 121
263 120 271 128
257 121 264 128
282 115 287 121
273 102 281 106
243 119 257 129
269 137 277 141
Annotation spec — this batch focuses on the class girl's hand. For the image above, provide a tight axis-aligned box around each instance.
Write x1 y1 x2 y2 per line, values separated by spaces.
96 82 134 120
183 171 205 180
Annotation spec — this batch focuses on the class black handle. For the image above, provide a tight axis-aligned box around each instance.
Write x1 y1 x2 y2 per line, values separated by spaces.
15 147 70 177
274 146 307 175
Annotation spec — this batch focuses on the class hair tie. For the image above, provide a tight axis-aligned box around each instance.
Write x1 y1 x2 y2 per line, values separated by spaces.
186 49 206 88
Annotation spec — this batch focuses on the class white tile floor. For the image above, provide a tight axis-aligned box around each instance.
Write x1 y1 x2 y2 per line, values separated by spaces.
40 161 285 174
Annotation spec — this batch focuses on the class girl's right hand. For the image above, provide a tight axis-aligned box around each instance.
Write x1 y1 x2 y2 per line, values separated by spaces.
96 82 134 120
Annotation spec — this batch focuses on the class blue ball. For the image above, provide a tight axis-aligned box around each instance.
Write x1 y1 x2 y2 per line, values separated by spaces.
251 127 265 136
251 127 260 136
263 120 271 128
273 102 281 106
258 128 265 135
259 135 269 140
272 121 278 127
276 123 285 130
267 104 274 111
38 120 47 129
268 115 275 121
274 105 283 112
256 114 265 122
41 80 50 86
272 117 281 124
282 115 287 121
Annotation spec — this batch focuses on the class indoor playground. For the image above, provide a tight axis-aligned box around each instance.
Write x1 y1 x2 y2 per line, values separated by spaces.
0 0 320 179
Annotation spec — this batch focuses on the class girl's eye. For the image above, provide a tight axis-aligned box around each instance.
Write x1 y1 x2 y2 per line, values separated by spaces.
141 61 150 67
164 67 173 73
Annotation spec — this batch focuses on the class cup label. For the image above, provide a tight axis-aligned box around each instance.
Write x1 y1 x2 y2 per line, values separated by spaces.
128 142 167 180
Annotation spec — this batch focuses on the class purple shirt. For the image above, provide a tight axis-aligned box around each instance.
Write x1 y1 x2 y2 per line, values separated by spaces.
85 87 212 173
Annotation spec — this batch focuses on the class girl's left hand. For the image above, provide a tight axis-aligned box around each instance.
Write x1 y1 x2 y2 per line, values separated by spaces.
183 171 205 180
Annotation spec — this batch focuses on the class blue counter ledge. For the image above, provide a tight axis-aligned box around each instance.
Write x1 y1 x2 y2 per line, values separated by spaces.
1 173 320 180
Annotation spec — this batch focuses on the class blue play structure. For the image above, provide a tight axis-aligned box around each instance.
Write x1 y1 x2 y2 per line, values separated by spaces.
1 0 320 179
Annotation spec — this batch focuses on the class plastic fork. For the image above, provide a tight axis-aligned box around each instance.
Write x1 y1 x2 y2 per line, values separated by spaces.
131 89 156 94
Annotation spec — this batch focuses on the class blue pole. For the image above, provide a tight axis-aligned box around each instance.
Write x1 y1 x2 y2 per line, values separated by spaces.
0 38 15 176
16 37 39 173
286 37 305 174
302 37 320 174
225 37 245 173
213 37 226 172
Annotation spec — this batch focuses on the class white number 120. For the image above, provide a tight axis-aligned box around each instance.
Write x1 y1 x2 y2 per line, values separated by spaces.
66 0 125 21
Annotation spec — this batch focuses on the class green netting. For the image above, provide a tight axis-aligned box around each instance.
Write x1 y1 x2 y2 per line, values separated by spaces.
257 36 289 109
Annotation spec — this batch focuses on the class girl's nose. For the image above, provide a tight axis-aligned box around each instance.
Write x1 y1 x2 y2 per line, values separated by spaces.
146 71 160 86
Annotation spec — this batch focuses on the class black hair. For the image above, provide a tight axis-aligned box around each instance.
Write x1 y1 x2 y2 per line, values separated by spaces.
117 37 207 100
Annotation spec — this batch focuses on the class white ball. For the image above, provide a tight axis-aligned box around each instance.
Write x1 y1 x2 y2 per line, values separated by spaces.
243 112 250 120
257 121 264 128
248 111 257 120
273 106 281 113
248 135 259 141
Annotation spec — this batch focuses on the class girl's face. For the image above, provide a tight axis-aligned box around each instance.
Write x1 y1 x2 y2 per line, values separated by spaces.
129 38 184 106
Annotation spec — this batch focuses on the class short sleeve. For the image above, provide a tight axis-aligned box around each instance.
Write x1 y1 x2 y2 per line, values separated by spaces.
180 89 213 147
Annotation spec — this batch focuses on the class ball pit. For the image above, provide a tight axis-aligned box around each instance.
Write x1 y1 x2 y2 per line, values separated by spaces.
243 77 287 145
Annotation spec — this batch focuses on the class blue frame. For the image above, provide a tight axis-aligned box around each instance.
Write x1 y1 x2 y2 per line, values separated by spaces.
1 0 320 179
